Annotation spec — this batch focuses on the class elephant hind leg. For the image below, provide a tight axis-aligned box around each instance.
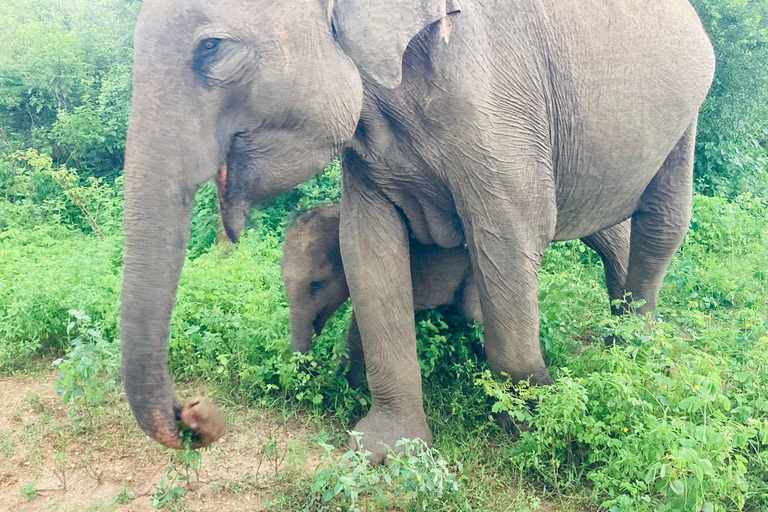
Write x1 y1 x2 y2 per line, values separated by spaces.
581 219 631 316
623 121 696 315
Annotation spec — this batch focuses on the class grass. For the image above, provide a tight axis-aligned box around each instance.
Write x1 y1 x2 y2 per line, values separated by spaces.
1 159 767 511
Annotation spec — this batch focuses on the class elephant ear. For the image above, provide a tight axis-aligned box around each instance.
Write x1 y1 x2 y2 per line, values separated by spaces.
333 0 461 89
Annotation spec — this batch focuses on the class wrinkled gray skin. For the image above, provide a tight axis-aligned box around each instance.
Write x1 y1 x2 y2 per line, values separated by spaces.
282 204 482 388
282 205 632 388
121 0 714 459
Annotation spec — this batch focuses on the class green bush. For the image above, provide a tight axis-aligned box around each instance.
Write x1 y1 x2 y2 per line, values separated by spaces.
0 0 139 176
0 225 121 369
310 435 469 512
691 0 768 196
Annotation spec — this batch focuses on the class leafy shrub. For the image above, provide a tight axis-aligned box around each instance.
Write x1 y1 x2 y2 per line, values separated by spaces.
691 0 768 196
52 310 120 422
0 0 139 176
311 434 468 512
480 305 768 512
0 225 121 370
0 149 122 234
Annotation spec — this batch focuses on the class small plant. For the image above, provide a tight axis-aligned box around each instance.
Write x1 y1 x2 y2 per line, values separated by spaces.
52 310 119 426
388 438 468 511
152 437 203 510
52 450 70 491
256 420 291 476
311 433 468 511
113 483 136 505
82 453 104 485
262 437 288 475
19 482 40 502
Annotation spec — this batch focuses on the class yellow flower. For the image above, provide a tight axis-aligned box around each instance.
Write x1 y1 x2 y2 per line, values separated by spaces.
746 324 752 328
623 427 628 433
694 385 701 390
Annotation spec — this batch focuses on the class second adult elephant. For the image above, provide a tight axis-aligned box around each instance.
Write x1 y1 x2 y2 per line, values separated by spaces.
120 0 714 461
281 205 632 387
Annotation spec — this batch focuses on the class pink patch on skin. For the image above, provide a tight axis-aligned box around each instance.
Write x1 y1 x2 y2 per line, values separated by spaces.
275 26 291 61
440 2 461 44
216 164 228 205
439 17 453 43
276 26 289 43
439 13 461 44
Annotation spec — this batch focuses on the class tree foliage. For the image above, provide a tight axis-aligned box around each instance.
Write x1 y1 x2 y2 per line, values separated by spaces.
0 0 139 177
692 0 768 195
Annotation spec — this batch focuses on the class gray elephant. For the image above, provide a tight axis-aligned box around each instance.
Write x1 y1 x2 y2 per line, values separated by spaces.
282 204 481 388
120 0 714 460
282 204 633 387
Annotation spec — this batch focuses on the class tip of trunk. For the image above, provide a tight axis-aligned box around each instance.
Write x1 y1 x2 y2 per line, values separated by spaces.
133 396 226 450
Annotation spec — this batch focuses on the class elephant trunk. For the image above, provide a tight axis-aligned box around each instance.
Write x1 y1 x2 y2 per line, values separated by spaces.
290 310 315 354
121 106 224 450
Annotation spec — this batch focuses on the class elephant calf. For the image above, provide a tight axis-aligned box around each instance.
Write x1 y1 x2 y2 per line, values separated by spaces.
282 204 632 387
281 204 482 387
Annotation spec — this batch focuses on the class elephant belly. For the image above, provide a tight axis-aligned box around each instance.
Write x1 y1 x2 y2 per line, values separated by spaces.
551 108 694 242
377 169 466 249
545 0 713 241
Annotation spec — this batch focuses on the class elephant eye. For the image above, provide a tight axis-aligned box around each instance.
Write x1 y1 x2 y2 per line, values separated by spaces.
192 38 224 79
199 38 222 55
310 281 325 295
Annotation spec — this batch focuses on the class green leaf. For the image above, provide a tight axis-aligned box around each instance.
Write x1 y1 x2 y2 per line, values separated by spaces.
669 479 685 496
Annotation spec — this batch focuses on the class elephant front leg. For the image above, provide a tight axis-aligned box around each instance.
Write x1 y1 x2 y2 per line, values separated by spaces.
460 179 557 390
342 311 366 388
339 164 429 464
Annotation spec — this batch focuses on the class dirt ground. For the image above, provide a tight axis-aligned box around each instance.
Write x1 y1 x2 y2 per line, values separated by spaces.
0 371 326 511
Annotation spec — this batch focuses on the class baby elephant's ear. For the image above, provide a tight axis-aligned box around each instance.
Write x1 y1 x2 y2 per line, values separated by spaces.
333 0 461 89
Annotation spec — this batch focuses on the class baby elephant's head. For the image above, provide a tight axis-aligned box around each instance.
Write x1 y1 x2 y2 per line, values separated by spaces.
282 205 350 354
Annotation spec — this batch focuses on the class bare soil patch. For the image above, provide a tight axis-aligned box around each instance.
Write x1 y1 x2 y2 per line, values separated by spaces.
0 371 324 511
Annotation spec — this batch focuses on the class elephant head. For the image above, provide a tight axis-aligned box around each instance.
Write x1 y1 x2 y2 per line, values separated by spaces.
122 0 460 449
282 205 349 355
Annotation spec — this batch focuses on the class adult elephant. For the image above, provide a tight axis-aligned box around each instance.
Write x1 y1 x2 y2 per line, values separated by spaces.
121 0 714 461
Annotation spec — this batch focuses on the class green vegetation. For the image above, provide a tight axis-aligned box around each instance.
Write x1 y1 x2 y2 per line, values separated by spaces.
691 0 768 196
1 0 767 511
309 435 468 512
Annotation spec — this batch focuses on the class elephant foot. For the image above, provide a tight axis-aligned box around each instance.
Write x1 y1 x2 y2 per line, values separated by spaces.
349 407 432 465
493 411 532 437
180 397 227 448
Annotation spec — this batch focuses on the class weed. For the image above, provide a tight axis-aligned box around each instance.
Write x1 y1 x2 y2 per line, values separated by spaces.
152 439 204 510
82 453 105 485
113 483 136 505
310 433 468 511
52 310 119 427
20 482 40 502
52 449 71 491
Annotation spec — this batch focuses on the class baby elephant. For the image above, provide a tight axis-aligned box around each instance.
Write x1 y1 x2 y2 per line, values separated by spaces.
282 204 482 387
